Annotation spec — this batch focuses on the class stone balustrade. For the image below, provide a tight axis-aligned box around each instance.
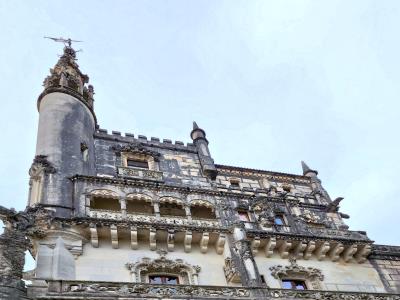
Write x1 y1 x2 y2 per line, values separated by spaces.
34 280 400 299
117 166 163 181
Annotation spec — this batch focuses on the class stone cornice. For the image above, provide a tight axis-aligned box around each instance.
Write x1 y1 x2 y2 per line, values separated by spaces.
58 216 231 234
246 229 372 244
369 244 400 260
37 87 97 124
216 164 311 184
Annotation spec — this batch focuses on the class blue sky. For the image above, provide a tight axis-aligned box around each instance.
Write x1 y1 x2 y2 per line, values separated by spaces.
0 0 399 252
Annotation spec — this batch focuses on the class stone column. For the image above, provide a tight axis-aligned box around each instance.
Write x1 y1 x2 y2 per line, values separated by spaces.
153 202 160 220
185 205 192 221
120 198 127 217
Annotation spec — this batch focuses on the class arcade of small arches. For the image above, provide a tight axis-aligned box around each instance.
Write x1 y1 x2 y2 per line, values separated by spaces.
87 189 218 220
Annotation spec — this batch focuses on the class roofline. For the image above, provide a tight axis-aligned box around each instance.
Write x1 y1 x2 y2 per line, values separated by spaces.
215 164 308 180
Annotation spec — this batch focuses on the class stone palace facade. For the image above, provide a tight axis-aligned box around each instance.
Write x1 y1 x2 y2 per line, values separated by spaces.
0 45 399 300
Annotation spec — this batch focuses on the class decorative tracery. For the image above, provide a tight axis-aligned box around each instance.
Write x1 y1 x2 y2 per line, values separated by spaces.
269 257 324 290
126 249 201 285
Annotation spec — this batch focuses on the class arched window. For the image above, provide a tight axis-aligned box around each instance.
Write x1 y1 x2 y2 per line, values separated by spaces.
190 200 216 219
159 197 186 217
126 194 154 215
89 190 120 212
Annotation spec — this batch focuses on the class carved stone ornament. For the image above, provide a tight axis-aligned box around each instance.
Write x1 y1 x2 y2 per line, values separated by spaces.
223 257 241 283
269 257 324 290
0 206 53 282
60 281 250 298
126 248 201 285
112 143 161 161
29 155 56 176
42 46 94 108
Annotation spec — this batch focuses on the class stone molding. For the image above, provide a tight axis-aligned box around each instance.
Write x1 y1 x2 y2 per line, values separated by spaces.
126 249 201 284
269 257 324 289
34 280 400 299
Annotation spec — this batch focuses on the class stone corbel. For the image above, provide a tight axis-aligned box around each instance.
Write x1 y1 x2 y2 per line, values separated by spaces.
315 241 330 261
89 224 98 248
304 241 316 260
251 237 261 254
354 244 371 263
279 240 292 259
200 232 209 253
343 244 358 262
329 243 344 262
293 241 307 259
130 226 138 250
216 233 226 255
110 225 118 249
167 229 175 251
184 231 192 253
149 227 157 250
265 237 277 257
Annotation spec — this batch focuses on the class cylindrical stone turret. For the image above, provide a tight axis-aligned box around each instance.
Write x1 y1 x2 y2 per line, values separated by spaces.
31 46 96 217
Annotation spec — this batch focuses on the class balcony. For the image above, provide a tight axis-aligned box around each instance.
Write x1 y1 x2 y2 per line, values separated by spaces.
117 166 163 182
88 209 221 229
36 280 399 299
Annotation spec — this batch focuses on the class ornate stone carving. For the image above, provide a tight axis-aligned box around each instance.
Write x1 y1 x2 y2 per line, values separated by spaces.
112 143 161 161
42 46 93 108
0 206 52 285
117 166 163 182
126 249 201 285
54 280 250 298
29 155 56 175
269 257 324 290
223 257 241 283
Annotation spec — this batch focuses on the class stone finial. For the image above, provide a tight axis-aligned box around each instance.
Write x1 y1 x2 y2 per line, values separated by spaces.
301 161 318 176
190 121 206 141
41 44 95 110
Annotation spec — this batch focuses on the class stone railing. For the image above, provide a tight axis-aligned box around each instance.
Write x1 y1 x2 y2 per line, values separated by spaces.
88 209 221 228
42 280 250 298
89 209 123 220
268 288 400 300
34 281 400 299
117 166 163 182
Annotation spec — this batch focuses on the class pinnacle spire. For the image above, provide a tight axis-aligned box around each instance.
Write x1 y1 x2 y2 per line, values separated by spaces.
301 161 318 176
193 121 199 130
40 38 95 112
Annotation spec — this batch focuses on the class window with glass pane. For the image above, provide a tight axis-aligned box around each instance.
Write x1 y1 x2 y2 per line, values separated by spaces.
282 279 307 290
149 275 179 285
274 215 285 226
238 211 249 222
127 159 149 169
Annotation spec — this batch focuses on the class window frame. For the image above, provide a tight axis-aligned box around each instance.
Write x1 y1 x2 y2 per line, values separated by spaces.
281 279 308 290
127 158 149 169
148 274 180 285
